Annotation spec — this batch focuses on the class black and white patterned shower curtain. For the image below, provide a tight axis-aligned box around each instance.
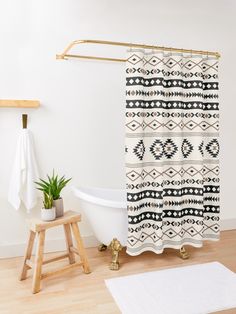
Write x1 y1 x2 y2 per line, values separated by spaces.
125 50 220 256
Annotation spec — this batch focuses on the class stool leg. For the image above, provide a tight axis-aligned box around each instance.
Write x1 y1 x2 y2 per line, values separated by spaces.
71 222 91 274
32 230 45 294
19 230 36 280
63 223 75 264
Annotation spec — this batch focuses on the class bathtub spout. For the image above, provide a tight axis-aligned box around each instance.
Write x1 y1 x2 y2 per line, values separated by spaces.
98 244 108 252
179 246 190 259
109 238 123 270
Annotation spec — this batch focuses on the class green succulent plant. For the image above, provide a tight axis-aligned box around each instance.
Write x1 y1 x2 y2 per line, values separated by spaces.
43 192 53 209
35 170 72 200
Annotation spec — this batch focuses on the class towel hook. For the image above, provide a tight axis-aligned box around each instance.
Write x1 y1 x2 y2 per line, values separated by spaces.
22 114 28 129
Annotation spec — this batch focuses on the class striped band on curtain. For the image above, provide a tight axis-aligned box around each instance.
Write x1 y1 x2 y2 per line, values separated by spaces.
125 50 220 256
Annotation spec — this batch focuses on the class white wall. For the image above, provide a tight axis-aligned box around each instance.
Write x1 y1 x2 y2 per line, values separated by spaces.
0 0 235 258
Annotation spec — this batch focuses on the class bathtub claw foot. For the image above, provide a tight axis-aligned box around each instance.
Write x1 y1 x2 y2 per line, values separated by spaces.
110 261 120 271
179 246 190 260
98 244 108 252
109 238 123 271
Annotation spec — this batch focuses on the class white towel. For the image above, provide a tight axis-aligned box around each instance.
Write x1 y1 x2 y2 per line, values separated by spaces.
8 129 39 213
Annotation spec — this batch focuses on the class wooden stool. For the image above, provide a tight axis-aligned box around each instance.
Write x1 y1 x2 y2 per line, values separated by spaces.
19 210 90 293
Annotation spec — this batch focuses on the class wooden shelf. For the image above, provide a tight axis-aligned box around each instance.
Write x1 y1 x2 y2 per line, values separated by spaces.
0 100 40 108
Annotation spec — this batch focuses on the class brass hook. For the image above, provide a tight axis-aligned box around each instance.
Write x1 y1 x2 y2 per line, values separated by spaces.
22 114 28 129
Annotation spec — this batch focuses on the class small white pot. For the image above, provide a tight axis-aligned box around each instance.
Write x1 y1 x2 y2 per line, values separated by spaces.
41 207 56 221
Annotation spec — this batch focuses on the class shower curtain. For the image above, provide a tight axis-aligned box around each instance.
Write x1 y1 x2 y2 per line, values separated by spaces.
125 49 219 256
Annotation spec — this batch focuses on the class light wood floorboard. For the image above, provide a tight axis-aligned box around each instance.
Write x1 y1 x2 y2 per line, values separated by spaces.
0 230 236 314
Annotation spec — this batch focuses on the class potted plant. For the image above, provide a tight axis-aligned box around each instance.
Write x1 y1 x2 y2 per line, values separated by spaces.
35 171 71 218
41 192 56 221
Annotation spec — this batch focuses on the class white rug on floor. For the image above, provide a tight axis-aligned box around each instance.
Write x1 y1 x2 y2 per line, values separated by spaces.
105 262 236 314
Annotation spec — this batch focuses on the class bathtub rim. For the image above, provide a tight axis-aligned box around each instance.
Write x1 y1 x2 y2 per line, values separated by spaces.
72 186 127 209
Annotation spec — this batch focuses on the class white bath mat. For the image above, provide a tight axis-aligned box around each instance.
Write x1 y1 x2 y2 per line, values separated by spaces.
105 262 236 314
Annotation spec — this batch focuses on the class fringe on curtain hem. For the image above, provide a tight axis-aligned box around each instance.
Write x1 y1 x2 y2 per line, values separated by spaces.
126 236 220 256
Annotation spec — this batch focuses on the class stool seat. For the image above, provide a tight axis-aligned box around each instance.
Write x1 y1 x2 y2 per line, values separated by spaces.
28 210 81 232
19 210 90 293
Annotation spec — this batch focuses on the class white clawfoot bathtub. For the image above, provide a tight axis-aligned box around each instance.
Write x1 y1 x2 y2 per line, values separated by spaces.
72 186 128 247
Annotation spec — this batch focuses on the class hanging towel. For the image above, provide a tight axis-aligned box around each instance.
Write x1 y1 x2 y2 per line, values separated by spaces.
8 129 39 212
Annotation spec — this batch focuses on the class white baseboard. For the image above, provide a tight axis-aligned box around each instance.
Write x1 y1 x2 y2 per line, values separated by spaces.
0 235 99 259
220 218 236 231
1 219 236 259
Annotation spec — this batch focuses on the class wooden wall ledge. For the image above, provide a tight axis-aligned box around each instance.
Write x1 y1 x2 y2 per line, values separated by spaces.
0 100 40 108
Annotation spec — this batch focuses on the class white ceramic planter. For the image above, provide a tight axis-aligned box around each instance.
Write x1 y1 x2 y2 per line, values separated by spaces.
41 207 56 221
53 198 64 218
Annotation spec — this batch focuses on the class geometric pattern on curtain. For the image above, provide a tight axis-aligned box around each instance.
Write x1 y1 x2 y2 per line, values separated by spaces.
125 50 219 256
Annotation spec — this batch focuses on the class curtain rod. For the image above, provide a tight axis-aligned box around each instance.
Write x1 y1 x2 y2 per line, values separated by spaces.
56 39 220 62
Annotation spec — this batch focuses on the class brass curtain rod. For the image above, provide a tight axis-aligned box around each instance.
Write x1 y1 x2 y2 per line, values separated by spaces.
56 39 220 62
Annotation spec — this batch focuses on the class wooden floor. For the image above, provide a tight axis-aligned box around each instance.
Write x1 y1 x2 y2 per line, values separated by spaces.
0 230 236 314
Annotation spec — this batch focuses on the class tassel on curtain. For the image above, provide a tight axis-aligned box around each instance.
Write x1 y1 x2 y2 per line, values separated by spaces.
125 49 220 256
